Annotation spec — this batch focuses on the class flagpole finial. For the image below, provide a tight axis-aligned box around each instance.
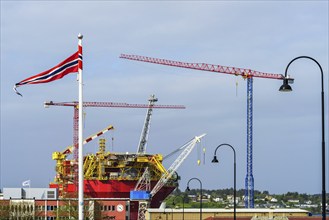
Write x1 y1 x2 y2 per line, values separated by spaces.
78 33 83 39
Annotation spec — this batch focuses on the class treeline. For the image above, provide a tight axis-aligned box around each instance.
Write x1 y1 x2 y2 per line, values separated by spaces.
171 188 323 202
164 188 326 214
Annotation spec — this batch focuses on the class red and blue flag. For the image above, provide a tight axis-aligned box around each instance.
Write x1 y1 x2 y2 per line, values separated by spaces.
14 45 82 96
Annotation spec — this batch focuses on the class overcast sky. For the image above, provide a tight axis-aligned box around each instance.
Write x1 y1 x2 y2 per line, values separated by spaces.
1 1 328 196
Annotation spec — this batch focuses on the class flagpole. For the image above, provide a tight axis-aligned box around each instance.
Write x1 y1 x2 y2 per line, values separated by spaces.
77 33 84 220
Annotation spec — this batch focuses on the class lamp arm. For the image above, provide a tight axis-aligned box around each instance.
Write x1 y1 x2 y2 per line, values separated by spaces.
284 56 323 87
214 143 236 162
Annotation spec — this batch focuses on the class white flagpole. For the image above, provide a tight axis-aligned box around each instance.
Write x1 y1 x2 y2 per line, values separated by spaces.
77 33 84 220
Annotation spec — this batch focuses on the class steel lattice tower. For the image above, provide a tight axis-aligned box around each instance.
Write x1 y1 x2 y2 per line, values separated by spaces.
245 77 254 208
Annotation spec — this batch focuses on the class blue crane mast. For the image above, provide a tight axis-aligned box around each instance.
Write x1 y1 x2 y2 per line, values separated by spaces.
246 77 254 208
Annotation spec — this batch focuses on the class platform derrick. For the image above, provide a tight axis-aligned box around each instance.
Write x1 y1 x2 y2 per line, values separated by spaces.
137 94 158 155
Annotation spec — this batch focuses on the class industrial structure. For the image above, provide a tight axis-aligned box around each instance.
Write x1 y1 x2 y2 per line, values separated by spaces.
119 54 291 208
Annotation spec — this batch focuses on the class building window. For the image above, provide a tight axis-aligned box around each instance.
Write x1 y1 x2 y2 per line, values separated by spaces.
47 191 55 199
46 205 57 211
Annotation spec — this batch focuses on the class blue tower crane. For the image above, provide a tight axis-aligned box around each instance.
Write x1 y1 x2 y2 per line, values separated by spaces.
120 54 288 208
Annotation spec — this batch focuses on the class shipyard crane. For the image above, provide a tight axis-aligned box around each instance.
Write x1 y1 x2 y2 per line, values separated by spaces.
120 54 293 208
151 133 206 197
137 94 158 154
44 98 185 192
134 134 206 220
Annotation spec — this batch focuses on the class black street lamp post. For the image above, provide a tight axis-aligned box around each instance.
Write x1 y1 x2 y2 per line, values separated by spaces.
212 143 236 220
186 178 203 220
279 56 326 220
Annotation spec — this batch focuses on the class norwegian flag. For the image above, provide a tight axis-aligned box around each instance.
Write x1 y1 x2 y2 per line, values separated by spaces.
14 45 82 96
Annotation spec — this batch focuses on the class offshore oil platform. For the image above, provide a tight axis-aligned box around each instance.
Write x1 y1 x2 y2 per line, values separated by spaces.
46 95 206 219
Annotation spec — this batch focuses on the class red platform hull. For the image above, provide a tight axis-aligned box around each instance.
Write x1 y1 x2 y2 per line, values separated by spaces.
50 180 176 208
